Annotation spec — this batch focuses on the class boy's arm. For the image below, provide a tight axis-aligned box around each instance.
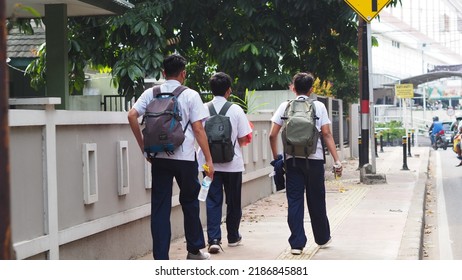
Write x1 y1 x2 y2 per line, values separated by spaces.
127 108 144 153
321 123 340 163
191 120 215 179
269 122 282 160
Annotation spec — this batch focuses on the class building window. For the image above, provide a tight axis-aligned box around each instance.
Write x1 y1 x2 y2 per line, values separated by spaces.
440 14 450 32
458 16 462 33
392 40 400 48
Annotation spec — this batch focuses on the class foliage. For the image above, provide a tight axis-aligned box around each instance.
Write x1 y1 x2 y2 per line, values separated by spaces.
24 43 46 91
6 4 41 34
312 78 333 98
231 89 268 114
19 0 403 104
376 121 406 142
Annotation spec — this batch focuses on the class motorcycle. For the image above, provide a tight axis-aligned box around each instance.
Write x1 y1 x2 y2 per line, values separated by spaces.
431 130 448 150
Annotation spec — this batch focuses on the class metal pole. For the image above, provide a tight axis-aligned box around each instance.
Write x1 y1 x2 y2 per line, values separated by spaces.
358 18 370 168
374 132 378 157
411 129 415 147
402 136 409 171
380 133 384 152
407 132 412 157
0 0 13 260
358 136 363 170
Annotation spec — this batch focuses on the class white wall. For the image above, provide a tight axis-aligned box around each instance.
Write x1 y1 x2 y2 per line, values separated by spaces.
8 101 274 259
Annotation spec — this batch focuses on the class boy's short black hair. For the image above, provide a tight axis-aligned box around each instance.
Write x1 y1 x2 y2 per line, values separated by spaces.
163 54 186 77
292 72 314 95
209 72 232 96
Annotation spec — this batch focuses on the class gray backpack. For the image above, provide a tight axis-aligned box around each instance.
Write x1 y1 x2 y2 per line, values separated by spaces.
142 85 188 157
281 98 320 159
205 101 234 163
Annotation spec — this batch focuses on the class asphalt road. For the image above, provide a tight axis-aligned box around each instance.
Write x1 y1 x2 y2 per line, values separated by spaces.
424 146 462 260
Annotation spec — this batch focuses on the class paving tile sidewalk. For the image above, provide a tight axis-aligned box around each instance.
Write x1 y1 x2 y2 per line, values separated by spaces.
139 145 429 260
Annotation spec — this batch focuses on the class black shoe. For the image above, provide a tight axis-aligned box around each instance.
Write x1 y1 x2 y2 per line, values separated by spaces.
208 239 223 254
319 237 332 248
228 235 242 247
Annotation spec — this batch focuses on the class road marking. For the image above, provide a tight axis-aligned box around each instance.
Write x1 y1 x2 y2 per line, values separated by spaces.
436 151 454 259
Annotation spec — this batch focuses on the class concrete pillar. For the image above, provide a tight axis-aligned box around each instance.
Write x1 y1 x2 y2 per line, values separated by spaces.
45 4 68 110
338 99 344 161
350 103 360 158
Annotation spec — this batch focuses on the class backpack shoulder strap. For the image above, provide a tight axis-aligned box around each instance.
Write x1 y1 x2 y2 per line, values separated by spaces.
207 102 218 116
171 85 188 97
218 101 233 115
308 99 319 120
281 100 293 120
152 86 161 97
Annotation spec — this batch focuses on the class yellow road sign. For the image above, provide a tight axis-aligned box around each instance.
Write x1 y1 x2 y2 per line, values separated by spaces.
344 0 392 23
395 84 414 99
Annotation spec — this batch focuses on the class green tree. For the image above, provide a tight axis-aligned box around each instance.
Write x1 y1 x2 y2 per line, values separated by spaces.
21 0 401 104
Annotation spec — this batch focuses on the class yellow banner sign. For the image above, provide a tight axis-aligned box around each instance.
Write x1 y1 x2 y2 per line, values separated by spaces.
395 84 414 99
344 0 392 23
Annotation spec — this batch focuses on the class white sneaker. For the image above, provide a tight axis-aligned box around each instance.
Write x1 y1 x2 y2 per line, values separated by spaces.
290 248 303 255
186 251 210 260
208 239 223 254
319 238 332 249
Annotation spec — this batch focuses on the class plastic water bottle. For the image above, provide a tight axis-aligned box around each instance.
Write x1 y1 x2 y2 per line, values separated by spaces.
198 176 212 201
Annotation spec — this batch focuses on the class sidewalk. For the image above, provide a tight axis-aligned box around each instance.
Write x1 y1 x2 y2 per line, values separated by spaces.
139 145 429 260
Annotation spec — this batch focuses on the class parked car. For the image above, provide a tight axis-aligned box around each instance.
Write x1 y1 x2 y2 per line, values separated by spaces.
442 121 454 144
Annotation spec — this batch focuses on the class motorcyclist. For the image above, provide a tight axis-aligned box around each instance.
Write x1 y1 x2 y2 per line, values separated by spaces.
429 116 443 146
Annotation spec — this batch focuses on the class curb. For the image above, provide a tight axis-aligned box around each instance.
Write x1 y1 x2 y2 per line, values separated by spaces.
397 147 430 260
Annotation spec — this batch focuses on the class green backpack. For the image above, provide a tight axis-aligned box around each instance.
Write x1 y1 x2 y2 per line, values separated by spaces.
281 98 320 159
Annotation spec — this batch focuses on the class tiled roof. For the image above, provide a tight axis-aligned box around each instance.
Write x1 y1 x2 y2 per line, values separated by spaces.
7 27 45 58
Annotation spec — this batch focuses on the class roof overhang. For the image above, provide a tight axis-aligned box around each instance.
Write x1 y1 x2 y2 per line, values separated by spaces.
383 71 462 88
6 0 134 18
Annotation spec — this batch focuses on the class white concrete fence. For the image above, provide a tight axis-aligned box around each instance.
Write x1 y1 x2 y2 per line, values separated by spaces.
8 96 345 260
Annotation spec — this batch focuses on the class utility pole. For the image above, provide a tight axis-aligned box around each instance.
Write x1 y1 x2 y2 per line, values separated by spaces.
358 18 370 168
0 0 13 260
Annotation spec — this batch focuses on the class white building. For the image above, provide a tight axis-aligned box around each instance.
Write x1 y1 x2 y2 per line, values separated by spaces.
370 0 462 109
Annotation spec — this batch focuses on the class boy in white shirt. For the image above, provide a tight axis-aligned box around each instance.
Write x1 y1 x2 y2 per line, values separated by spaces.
198 72 252 253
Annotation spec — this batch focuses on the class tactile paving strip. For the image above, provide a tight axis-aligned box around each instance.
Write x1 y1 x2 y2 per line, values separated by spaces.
276 186 369 260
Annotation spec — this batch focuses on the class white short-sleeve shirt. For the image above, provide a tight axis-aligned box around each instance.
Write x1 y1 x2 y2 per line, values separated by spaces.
271 95 331 160
132 80 208 161
197 96 252 172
